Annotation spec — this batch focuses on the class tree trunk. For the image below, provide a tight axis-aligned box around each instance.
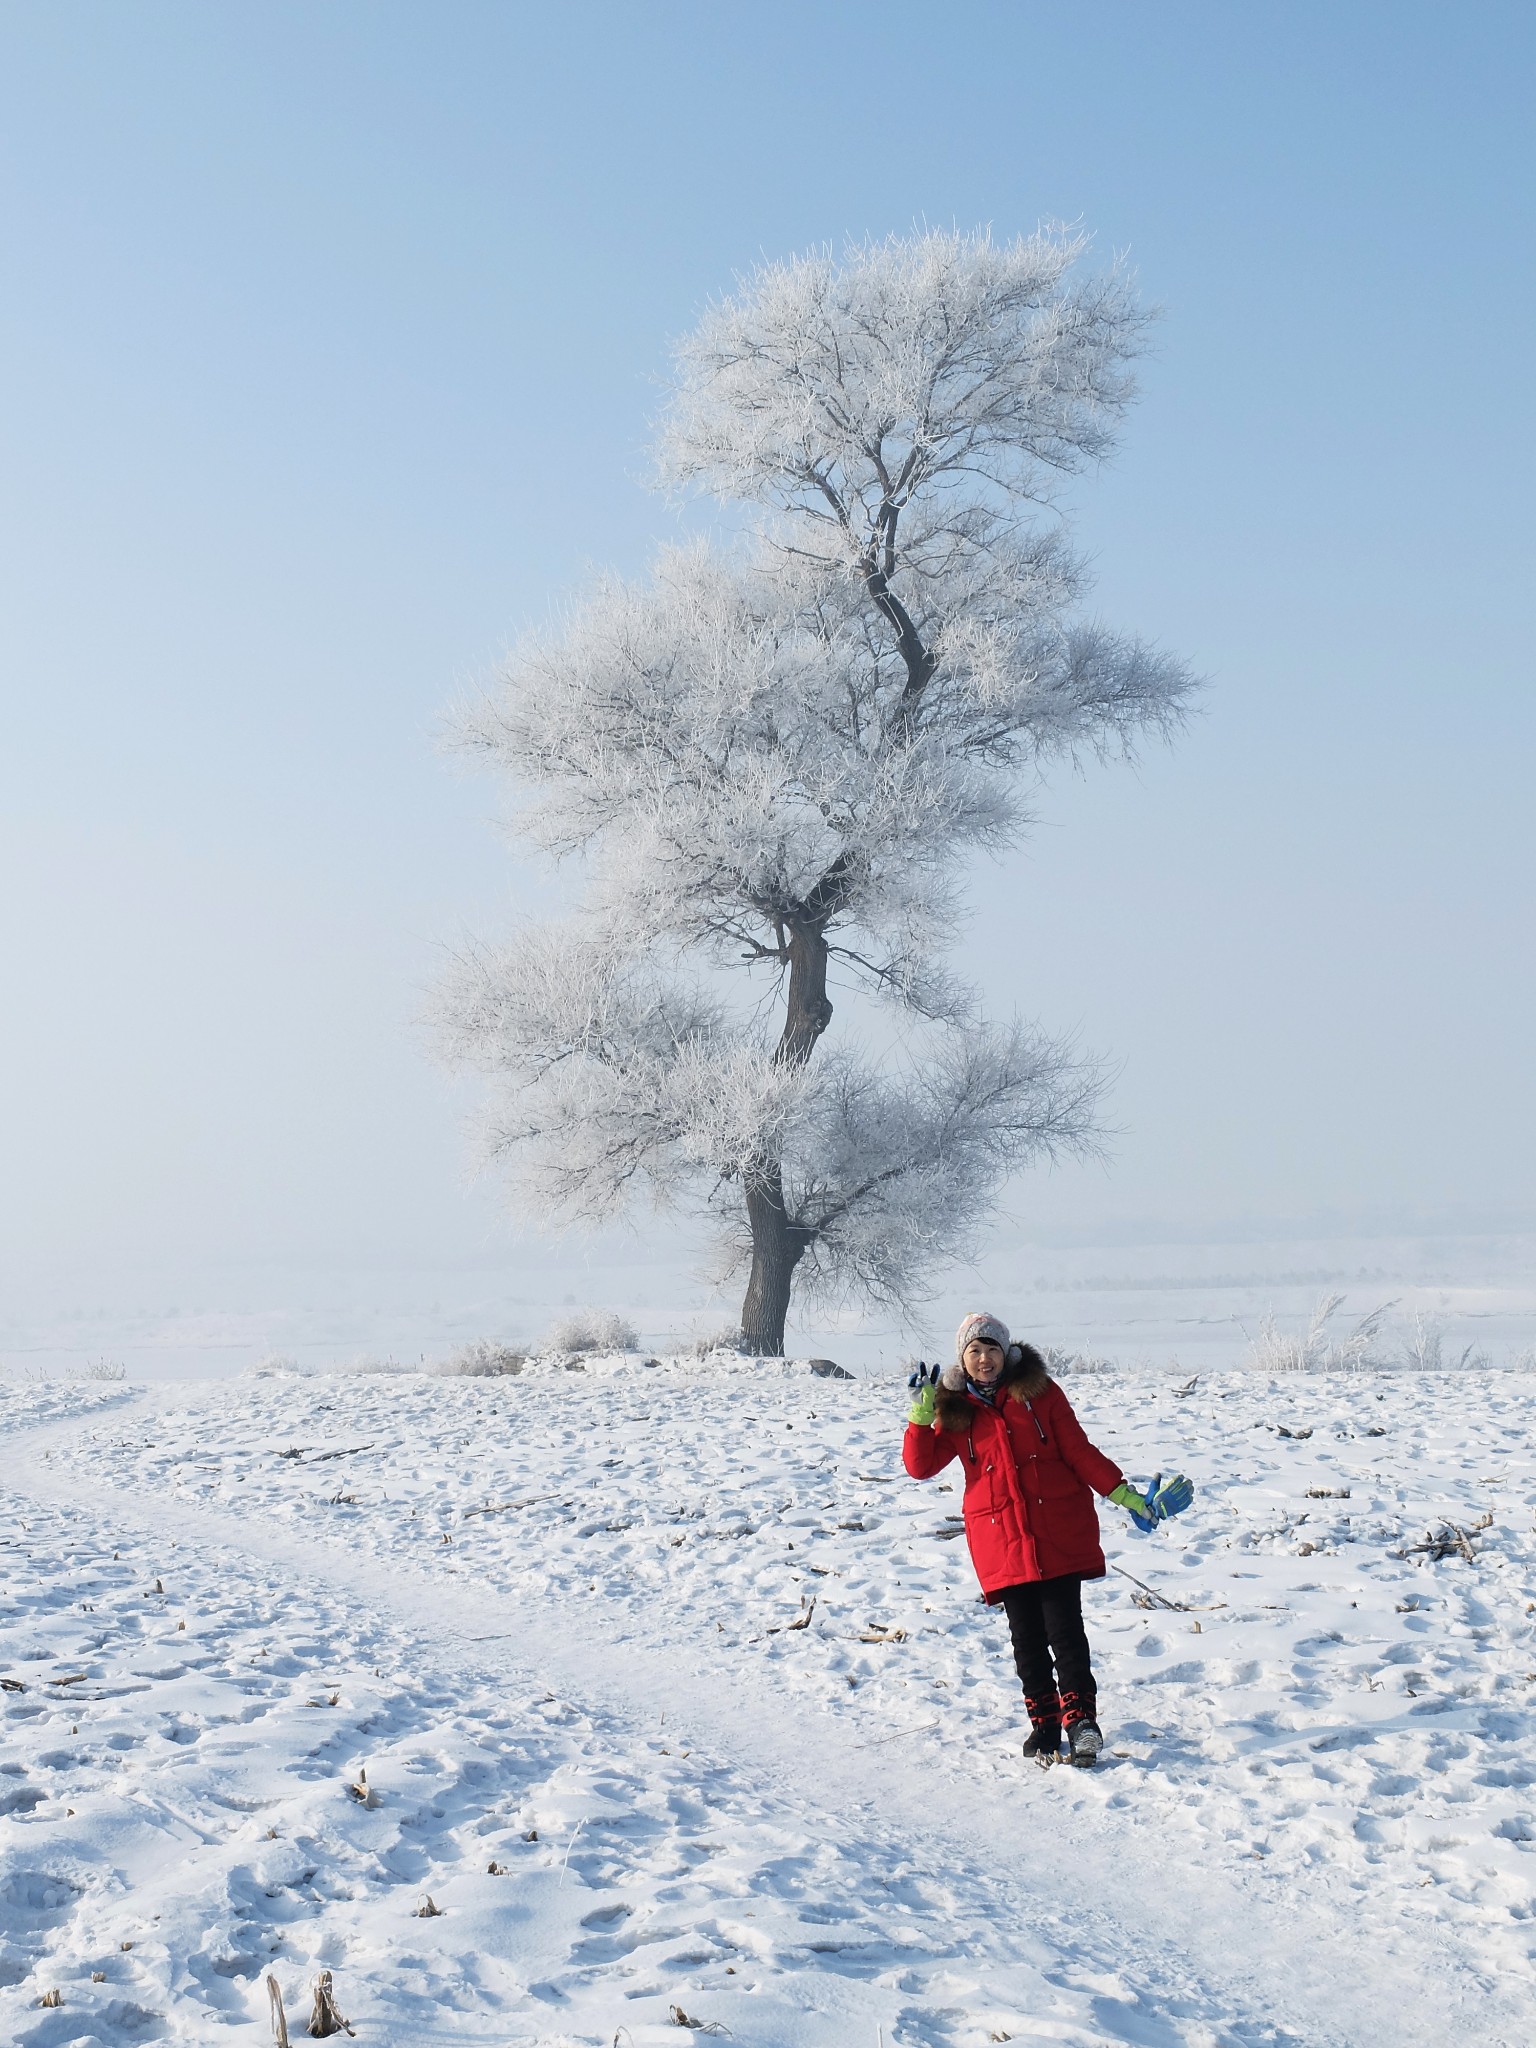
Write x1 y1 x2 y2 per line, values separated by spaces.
777 921 833 1065
736 919 832 1354
738 1165 804 1355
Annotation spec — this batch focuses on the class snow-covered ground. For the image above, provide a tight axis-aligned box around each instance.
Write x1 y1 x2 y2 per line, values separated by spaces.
4 1358 1534 2045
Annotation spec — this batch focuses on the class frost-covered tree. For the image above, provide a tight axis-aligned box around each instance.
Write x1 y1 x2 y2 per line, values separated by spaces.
439 228 1194 1354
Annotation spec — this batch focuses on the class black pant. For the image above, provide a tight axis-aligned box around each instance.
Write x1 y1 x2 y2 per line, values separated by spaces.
998 1574 1095 1723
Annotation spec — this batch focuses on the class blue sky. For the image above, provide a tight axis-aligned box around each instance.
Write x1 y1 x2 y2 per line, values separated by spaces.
2 2 1532 1314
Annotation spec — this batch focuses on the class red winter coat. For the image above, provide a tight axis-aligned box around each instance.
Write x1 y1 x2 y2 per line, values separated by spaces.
903 1349 1123 1599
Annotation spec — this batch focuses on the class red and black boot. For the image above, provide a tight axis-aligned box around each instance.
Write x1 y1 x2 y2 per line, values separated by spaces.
1022 1691 1062 1767
1060 1689 1102 1767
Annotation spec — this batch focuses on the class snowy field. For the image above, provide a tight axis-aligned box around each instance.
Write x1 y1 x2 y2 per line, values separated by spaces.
4 1357 1534 2046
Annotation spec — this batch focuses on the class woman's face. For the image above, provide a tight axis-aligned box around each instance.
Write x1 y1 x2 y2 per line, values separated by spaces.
963 1338 1005 1383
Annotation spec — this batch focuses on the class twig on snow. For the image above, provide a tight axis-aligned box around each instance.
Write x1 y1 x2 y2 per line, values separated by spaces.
266 1974 290 2048
860 1718 940 1748
763 1594 817 1636
1396 1520 1486 1563
1111 1564 1190 1611
461 1491 569 1518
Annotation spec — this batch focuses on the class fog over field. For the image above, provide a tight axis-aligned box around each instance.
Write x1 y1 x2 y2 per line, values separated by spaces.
5 1229 1534 1386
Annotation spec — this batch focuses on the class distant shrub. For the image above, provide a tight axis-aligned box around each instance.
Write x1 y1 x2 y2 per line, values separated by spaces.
80 1357 127 1382
1040 1346 1115 1376
438 1339 528 1377
1247 1294 1393 1373
542 1309 640 1355
1396 1312 1487 1372
251 1352 302 1377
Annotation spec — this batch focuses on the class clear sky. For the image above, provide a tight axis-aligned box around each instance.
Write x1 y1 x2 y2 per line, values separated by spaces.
2 1 1532 1320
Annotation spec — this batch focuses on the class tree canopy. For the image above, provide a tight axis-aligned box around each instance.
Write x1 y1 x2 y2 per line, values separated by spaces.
440 228 1195 1353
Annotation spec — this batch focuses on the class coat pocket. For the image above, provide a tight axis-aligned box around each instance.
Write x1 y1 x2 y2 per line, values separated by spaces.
1027 1457 1086 1502
962 1467 1010 1518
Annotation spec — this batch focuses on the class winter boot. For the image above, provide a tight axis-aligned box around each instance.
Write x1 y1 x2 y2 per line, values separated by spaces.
1022 1691 1062 1767
1022 1723 1062 1766
1066 1718 1102 1767
1060 1689 1101 1768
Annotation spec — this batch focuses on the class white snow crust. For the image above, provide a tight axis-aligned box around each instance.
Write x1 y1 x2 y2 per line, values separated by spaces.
3 1362 1533 2045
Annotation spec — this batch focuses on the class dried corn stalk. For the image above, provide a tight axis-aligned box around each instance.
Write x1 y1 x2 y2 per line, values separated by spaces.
308 1969 354 2038
267 1974 290 2048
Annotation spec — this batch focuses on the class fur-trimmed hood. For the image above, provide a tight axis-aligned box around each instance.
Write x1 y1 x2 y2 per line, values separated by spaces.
933 1342 1052 1433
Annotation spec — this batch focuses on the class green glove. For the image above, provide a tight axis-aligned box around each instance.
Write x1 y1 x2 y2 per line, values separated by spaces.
906 1361 940 1426
1109 1480 1153 1524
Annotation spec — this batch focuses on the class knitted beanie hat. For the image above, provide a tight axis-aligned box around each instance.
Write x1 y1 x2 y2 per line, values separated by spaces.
955 1311 1010 1361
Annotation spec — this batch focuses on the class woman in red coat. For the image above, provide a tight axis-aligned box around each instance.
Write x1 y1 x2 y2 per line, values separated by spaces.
904 1311 1168 1766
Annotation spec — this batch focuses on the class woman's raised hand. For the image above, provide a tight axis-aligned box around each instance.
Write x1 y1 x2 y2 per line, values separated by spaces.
906 1362 941 1427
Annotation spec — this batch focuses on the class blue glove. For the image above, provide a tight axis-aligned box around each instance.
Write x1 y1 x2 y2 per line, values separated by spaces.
1150 1472 1195 1520
1110 1472 1195 1533
906 1361 940 1427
